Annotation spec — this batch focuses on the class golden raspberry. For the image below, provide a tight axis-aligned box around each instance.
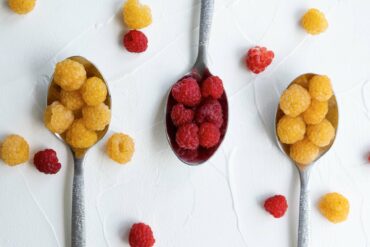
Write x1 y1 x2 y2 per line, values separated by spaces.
53 59 86 91
8 0 35 14
309 75 333 101
293 74 310 89
279 84 311 117
82 103 111 131
277 115 306 144
60 90 84 111
66 119 97 149
303 99 328 125
106 133 135 164
81 77 107 106
307 119 335 147
44 101 74 134
1 135 29 166
301 8 328 35
319 192 349 223
123 0 152 29
290 138 319 165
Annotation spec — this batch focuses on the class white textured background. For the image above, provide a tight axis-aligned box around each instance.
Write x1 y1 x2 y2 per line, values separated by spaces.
1 0 370 246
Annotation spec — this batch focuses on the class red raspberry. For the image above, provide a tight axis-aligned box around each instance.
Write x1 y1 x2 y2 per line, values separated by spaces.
33 149 61 174
123 30 148 53
264 195 288 218
170 104 194 127
199 122 220 148
201 76 224 99
245 46 274 74
129 223 155 247
176 123 199 150
171 77 201 107
195 99 223 128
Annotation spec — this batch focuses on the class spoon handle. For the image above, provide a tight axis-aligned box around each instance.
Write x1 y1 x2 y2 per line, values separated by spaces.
297 168 311 247
196 0 215 66
72 156 85 247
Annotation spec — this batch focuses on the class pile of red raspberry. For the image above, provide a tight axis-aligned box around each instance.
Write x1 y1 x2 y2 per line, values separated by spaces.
170 75 225 150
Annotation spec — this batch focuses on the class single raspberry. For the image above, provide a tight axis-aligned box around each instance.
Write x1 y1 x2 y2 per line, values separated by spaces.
129 223 155 247
245 46 274 74
170 104 194 126
171 77 201 107
176 123 199 150
195 99 223 128
368 154 370 163
123 30 148 53
8 0 36 14
53 59 86 91
199 122 220 148
301 8 328 35
1 134 29 166
33 149 61 174
201 76 224 99
264 195 288 218
106 133 135 164
123 0 152 30
81 77 108 106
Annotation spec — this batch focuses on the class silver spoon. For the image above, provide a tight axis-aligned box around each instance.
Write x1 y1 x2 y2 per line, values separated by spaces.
275 73 338 247
165 0 228 166
47 56 111 247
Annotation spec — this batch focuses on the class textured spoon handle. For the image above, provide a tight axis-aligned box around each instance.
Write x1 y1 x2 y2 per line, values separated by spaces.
197 0 214 66
72 157 85 247
298 169 310 247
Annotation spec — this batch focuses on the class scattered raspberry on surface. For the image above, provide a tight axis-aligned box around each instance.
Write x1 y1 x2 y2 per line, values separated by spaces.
264 195 288 218
301 8 328 35
129 223 155 247
201 76 224 99
33 149 61 174
66 119 97 149
123 0 152 29
171 77 201 107
123 30 148 53
60 90 85 111
303 99 328 125
106 133 135 164
176 123 199 150
199 122 220 148
8 0 35 14
82 103 111 131
195 99 223 128
279 84 311 117
44 101 74 134
277 115 306 144
307 119 335 147
319 192 349 223
170 104 194 127
0 135 29 166
308 75 333 102
245 46 274 74
290 138 319 165
53 59 86 91
81 77 108 106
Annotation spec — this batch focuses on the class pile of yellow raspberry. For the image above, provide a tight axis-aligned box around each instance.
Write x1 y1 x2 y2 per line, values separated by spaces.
0 134 29 166
106 133 135 164
8 0 36 15
319 192 349 223
123 0 152 29
44 58 111 151
277 74 336 165
301 8 328 35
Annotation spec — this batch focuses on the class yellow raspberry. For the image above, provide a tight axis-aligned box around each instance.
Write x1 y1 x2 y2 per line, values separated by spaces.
303 99 328 125
53 59 86 91
66 119 97 149
280 84 311 117
277 115 306 144
319 192 349 223
309 75 333 101
123 0 152 29
60 90 85 111
82 103 111 131
8 0 35 14
81 77 107 106
290 138 319 165
106 133 135 164
307 119 335 147
293 74 310 89
301 8 328 35
1 135 29 166
44 101 74 134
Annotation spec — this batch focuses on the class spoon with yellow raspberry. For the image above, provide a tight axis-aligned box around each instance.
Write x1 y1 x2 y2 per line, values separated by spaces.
45 56 111 247
275 73 338 247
